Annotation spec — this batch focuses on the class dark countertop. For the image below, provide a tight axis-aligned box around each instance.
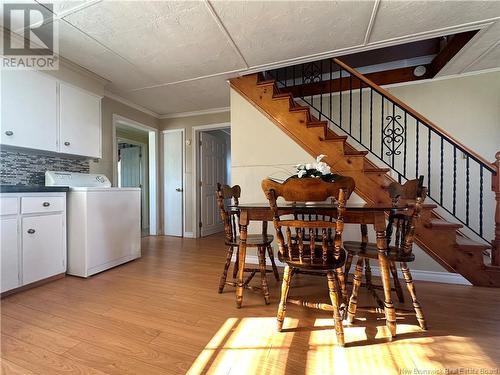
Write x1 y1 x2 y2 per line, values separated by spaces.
0 185 69 193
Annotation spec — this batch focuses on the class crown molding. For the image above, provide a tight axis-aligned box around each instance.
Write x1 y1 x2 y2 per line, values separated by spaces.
159 107 230 119
104 91 161 119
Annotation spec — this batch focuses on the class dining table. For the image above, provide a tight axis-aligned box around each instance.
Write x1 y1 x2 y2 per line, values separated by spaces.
229 201 422 337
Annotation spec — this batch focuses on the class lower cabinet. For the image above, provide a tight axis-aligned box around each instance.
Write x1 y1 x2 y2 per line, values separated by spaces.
22 214 65 285
1 218 20 293
0 193 66 295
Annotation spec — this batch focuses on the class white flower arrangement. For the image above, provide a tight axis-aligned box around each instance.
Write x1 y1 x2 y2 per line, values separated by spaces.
295 155 340 182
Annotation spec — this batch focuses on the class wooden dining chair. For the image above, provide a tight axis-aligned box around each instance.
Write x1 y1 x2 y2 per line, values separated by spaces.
262 176 355 347
216 183 280 304
344 177 427 330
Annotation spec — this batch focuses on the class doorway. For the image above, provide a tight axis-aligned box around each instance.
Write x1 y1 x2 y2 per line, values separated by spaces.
193 124 231 238
117 139 148 232
112 115 158 236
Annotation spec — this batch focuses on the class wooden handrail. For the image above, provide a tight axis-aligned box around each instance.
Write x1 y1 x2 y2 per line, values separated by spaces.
333 58 497 173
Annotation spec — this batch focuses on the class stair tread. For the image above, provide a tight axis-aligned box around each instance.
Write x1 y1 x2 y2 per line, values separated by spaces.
307 121 327 128
290 105 309 111
425 219 463 230
344 150 369 156
364 167 391 173
456 236 490 250
257 79 275 86
324 135 348 141
273 93 292 100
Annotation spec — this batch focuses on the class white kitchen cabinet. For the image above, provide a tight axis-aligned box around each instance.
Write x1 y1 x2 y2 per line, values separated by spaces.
59 83 101 158
1 70 58 152
1 218 20 293
0 192 66 295
22 213 65 285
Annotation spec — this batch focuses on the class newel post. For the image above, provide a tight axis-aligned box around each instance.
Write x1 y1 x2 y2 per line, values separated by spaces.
492 151 500 266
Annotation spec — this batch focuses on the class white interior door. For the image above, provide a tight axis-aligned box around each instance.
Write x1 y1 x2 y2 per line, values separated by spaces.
163 131 183 236
200 132 227 237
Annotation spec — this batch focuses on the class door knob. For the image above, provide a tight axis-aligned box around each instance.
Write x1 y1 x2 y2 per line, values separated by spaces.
64 141 70 146
43 202 50 207
5 131 13 136
27 229 36 234
175 188 183 192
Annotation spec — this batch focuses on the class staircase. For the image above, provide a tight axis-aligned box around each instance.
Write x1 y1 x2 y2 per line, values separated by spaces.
229 60 500 287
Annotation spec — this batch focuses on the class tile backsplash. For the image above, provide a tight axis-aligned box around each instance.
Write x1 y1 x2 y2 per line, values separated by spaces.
0 149 89 186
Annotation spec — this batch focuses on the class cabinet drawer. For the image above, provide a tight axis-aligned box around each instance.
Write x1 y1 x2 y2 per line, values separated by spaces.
0 197 19 216
21 196 65 214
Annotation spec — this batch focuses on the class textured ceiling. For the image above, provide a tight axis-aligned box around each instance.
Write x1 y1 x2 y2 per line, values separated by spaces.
21 0 500 116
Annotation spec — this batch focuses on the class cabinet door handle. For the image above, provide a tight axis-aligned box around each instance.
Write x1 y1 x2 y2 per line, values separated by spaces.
5 131 13 136
43 202 50 207
64 141 70 146
27 229 36 234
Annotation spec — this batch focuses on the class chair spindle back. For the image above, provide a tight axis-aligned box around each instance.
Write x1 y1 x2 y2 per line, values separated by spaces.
262 177 355 266
216 183 241 243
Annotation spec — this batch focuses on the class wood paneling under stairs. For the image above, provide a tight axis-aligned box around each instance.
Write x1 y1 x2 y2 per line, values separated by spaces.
229 74 500 287
1 235 500 374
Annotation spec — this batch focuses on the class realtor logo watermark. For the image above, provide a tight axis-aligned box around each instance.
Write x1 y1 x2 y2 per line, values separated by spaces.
2 2 59 70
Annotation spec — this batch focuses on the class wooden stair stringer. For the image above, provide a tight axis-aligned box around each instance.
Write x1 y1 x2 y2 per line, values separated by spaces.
230 74 500 287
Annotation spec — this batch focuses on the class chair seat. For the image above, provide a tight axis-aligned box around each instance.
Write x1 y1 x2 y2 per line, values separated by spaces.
344 241 415 262
278 245 346 270
226 234 274 247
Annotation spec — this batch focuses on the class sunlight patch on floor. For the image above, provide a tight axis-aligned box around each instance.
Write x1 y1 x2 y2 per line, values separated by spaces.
186 317 497 375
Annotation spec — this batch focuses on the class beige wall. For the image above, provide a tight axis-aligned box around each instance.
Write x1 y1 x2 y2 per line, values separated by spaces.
230 87 451 273
89 97 160 181
160 111 230 235
388 71 500 161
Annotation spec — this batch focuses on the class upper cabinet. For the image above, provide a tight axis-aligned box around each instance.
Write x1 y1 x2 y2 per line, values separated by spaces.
1 70 58 152
0 71 102 158
59 84 101 158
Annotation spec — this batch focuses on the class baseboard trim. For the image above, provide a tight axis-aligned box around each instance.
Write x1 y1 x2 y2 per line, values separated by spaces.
238 255 471 286
183 232 195 238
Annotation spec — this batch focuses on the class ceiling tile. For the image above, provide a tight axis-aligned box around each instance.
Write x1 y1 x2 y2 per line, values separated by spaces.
370 1 500 43
464 42 500 72
211 0 375 67
36 19 158 90
437 21 500 76
62 1 245 83
115 74 235 115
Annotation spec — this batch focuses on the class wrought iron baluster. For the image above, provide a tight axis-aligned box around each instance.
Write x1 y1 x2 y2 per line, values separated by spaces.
319 61 323 120
339 69 343 129
403 112 407 176
349 74 353 134
479 165 484 237
427 127 431 193
392 102 396 167
453 146 457 215
416 120 420 178
381 97 384 158
359 79 362 143
440 138 444 205
369 88 373 151
466 155 470 226
329 60 332 120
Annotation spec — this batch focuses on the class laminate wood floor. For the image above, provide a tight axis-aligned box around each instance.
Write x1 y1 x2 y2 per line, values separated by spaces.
1 234 499 375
